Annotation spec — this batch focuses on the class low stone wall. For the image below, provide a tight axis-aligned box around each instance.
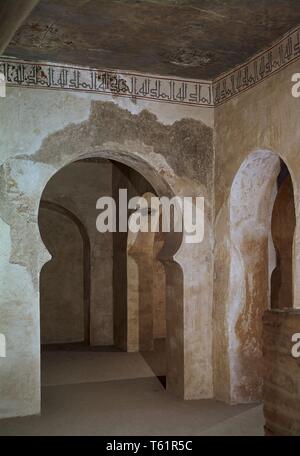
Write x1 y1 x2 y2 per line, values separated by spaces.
263 309 300 435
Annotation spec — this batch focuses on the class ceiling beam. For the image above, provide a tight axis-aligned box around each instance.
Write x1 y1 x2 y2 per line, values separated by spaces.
0 0 40 55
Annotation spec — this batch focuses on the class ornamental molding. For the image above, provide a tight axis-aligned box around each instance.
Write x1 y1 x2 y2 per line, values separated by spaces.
213 24 300 105
0 57 213 108
1 24 300 108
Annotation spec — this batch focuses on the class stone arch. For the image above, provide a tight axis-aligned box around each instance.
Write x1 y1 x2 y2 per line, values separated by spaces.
35 153 183 395
38 200 91 345
226 149 296 403
0 152 183 417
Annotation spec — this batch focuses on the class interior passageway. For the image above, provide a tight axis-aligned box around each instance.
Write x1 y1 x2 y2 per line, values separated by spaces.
37 158 169 400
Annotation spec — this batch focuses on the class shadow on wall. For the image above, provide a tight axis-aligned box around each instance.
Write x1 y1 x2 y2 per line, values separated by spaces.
271 160 296 309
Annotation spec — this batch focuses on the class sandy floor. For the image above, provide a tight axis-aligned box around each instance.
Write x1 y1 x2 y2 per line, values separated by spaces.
0 342 264 436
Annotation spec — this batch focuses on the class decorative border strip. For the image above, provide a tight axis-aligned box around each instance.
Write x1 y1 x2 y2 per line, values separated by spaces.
0 58 213 108
2 24 300 108
212 24 300 105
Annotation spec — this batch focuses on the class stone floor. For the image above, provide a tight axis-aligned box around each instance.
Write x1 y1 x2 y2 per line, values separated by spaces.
0 341 264 436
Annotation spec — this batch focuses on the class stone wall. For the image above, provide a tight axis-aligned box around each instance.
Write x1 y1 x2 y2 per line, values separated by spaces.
263 309 300 436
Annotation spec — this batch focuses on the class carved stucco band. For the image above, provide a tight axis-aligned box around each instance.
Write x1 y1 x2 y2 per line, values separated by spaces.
0 58 213 108
213 24 300 105
1 23 300 108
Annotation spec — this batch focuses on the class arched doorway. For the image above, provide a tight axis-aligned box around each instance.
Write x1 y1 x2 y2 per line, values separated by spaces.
217 150 296 404
37 157 174 399
0 101 213 419
39 201 91 345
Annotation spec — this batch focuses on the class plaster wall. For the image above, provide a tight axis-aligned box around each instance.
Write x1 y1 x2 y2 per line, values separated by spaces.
1 51 300 422
214 59 300 403
0 86 214 417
